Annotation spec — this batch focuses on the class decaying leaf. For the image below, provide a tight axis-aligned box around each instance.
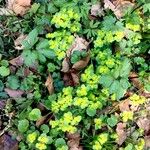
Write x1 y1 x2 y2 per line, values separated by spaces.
91 3 104 17
14 34 27 50
7 0 31 16
61 57 70 73
71 71 80 85
67 133 83 150
116 122 127 145
9 56 24 67
36 113 52 127
119 99 130 112
45 74 54 95
104 0 134 18
0 134 18 150
4 88 24 98
145 136 150 148
137 118 150 133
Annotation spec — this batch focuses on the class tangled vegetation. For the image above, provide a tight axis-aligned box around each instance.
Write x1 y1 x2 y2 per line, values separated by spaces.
0 0 150 150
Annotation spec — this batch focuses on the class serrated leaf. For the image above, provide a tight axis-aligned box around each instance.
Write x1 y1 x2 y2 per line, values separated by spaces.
100 75 114 87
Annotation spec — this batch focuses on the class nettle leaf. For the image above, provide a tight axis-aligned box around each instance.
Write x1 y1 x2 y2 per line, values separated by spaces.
86 107 96 117
0 66 10 77
120 78 130 89
6 75 20 90
18 119 29 133
28 108 42 121
22 28 39 49
107 115 118 127
36 39 49 50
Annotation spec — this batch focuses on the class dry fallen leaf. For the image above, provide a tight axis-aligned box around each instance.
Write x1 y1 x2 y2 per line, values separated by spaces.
4 88 24 98
104 0 134 18
61 57 70 73
137 118 150 133
0 8 13 16
0 134 18 150
67 133 83 150
45 74 54 95
14 34 27 50
116 122 127 145
72 54 90 70
119 99 130 112
9 56 24 67
145 136 150 148
7 0 31 16
91 3 104 17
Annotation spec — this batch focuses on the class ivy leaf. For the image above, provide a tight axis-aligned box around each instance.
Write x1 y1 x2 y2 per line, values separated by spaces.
107 115 118 127
18 119 29 133
0 66 10 77
28 108 42 121
86 107 96 117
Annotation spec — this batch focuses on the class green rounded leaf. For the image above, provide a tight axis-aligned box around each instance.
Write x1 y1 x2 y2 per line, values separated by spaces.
28 108 41 121
18 119 29 133
0 66 10 77
86 107 96 117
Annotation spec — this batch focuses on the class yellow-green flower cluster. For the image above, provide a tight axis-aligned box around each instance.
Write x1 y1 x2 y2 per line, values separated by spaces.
81 65 99 89
126 23 141 32
51 87 73 113
94 30 124 48
50 112 82 133
74 97 89 109
130 94 146 106
51 8 81 32
27 132 37 144
35 134 50 150
121 111 133 122
92 133 108 150
46 30 74 60
94 118 103 130
135 138 145 150
76 84 88 97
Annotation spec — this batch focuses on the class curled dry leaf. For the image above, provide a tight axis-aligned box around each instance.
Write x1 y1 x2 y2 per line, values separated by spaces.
119 99 130 112
14 34 27 50
0 8 13 16
145 136 150 148
7 0 31 16
9 56 24 67
71 71 80 86
67 133 83 150
61 57 70 73
137 118 150 133
91 3 104 17
0 134 18 150
36 113 52 128
116 122 127 145
45 74 54 95
72 54 90 70
104 0 134 18
4 88 24 98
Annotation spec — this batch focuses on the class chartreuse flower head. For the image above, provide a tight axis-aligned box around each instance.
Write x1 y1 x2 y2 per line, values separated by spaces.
38 134 49 144
121 111 133 122
130 94 146 106
50 112 81 134
27 131 37 143
35 143 47 150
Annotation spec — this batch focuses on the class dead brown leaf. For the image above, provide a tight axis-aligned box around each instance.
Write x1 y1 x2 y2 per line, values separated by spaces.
145 136 150 148
137 118 150 133
61 57 70 73
90 3 104 17
45 74 54 95
72 54 90 70
119 99 130 112
7 0 31 16
14 34 27 50
0 8 13 15
116 122 127 145
104 0 134 18
67 133 83 150
71 71 80 86
4 88 24 98
36 113 52 128
9 56 24 67
0 134 18 150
